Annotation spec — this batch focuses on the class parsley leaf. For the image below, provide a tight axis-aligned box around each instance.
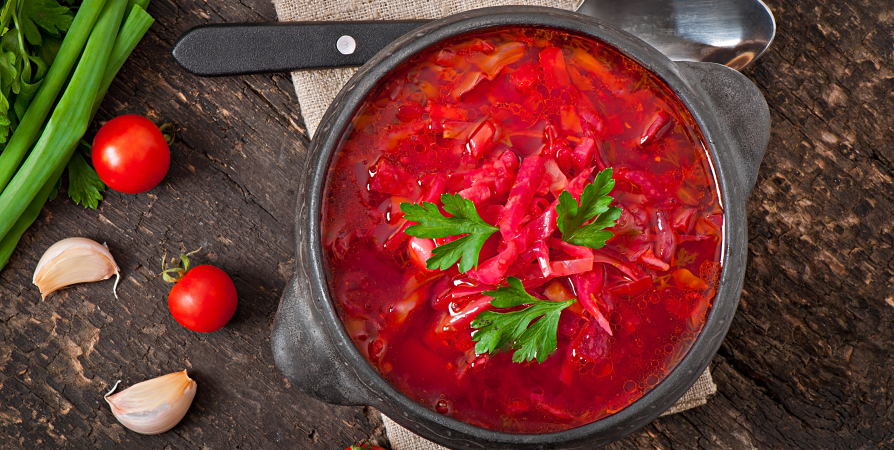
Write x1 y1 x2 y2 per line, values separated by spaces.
556 168 622 249
21 0 74 46
0 0 68 144
401 193 499 273
67 152 105 209
471 277 576 363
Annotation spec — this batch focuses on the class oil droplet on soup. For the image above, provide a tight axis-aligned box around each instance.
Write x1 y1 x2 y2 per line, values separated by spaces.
321 27 723 433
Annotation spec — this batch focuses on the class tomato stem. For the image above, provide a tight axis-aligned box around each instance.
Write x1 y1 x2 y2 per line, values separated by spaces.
159 122 176 145
160 247 202 283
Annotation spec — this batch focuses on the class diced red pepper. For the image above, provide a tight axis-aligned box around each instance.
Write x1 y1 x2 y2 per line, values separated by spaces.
640 110 673 146
421 174 447 203
368 158 417 197
457 185 492 204
397 103 424 122
408 237 435 269
539 47 571 89
553 144 572 177
468 121 495 158
509 62 540 92
571 137 596 175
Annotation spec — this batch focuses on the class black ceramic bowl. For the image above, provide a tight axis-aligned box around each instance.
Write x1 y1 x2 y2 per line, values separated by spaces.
272 6 770 449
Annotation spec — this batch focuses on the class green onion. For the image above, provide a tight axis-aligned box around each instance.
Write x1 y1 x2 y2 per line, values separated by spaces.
0 4 155 270
0 0 127 242
0 162 66 270
0 0 109 194
95 4 155 116
127 0 151 13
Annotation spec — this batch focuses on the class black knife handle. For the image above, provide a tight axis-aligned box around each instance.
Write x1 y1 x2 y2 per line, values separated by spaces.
172 21 431 76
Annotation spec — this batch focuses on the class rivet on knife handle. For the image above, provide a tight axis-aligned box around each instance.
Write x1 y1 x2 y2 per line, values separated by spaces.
172 21 430 76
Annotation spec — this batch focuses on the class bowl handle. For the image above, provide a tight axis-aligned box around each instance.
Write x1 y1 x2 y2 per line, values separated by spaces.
676 61 771 202
271 272 370 406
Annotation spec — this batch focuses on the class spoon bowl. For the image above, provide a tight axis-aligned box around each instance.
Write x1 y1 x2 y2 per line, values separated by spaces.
577 0 775 70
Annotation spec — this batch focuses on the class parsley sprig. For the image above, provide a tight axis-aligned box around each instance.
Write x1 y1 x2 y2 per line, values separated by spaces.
556 168 622 249
400 169 621 364
471 277 576 363
67 151 105 209
401 193 499 273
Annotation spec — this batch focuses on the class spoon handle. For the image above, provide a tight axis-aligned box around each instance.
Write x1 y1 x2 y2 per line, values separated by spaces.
173 21 429 76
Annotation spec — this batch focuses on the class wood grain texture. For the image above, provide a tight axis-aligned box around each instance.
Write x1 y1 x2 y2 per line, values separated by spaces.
1 0 892 448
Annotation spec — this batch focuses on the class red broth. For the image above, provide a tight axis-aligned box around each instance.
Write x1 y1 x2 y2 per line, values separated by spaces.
320 27 723 433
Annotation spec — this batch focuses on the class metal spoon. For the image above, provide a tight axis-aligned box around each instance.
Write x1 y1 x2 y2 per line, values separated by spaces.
172 0 775 76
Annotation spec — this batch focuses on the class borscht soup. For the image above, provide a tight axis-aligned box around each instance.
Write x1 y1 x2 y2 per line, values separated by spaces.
320 27 723 433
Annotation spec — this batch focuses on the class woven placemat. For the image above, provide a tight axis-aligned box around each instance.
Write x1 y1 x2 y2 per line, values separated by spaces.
271 1 718 447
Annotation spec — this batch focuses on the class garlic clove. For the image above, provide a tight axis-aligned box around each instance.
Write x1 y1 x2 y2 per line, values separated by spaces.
104 370 197 435
32 237 120 299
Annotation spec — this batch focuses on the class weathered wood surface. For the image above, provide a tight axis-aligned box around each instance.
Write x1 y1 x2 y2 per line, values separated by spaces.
1 0 892 448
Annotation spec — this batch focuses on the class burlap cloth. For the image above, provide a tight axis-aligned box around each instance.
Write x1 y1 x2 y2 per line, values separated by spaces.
272 0 717 447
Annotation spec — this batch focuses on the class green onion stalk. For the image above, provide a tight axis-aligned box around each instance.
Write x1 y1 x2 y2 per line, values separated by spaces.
0 2 154 270
0 0 109 194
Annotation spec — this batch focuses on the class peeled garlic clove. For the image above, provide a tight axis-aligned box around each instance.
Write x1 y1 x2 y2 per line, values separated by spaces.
32 237 120 299
104 370 197 435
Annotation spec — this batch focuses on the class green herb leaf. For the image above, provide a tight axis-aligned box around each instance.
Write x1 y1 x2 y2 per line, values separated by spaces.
471 277 576 363
21 0 74 46
66 152 104 209
556 168 622 249
0 93 10 144
401 193 499 273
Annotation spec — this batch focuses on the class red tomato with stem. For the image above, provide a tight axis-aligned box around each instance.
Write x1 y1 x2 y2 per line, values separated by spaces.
162 251 237 333
92 114 171 194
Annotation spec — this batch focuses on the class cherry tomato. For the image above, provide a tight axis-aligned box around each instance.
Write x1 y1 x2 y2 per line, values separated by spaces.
92 114 170 194
168 265 238 332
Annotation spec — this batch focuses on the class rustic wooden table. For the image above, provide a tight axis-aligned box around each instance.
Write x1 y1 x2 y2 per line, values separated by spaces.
2 0 892 448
